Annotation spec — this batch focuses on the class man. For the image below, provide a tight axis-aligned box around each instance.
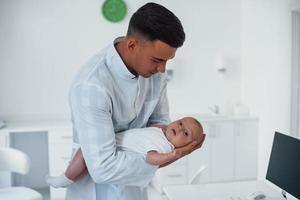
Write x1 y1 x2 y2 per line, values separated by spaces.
66 2 202 200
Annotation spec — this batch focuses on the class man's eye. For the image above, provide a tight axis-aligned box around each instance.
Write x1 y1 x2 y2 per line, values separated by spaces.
152 60 160 63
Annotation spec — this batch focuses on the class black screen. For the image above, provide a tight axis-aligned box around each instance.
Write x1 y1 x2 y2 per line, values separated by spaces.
266 132 300 199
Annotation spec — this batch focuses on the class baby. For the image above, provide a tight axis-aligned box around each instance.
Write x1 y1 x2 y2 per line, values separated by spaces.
46 117 205 188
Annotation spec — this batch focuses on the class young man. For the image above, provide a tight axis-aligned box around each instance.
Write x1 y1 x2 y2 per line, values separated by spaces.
66 3 202 200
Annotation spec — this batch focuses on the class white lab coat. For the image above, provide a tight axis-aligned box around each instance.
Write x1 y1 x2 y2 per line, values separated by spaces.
66 38 170 200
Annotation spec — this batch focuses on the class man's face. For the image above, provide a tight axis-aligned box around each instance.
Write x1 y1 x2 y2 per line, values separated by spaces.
130 39 177 78
165 117 203 148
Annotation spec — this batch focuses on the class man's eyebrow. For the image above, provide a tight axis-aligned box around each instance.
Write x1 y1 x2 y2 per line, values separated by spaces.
152 57 167 62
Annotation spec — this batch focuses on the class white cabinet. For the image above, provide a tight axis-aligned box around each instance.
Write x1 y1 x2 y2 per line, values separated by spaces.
187 121 236 183
48 126 73 200
152 116 258 194
0 132 9 147
235 120 258 180
0 121 73 200
151 158 187 193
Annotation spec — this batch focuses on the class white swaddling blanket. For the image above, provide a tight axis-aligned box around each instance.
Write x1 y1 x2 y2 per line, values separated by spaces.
115 127 174 156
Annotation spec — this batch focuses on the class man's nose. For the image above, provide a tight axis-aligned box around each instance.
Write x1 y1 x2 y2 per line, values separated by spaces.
157 63 166 73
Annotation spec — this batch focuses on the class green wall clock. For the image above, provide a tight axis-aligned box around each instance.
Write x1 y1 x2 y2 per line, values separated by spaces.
102 0 127 23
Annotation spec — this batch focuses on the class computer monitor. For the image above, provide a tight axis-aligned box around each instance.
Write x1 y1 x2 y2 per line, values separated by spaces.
266 132 300 199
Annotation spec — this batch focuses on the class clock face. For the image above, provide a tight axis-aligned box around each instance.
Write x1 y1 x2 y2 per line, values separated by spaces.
102 0 127 22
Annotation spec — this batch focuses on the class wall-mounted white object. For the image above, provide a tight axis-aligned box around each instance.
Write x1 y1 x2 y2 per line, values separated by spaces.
208 105 220 115
216 56 227 73
233 104 250 116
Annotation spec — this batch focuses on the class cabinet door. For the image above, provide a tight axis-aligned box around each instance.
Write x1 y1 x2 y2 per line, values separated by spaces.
48 127 72 144
48 143 73 174
235 120 258 180
152 159 187 194
0 133 11 187
210 121 235 182
0 132 9 147
187 122 211 183
48 128 73 175
48 127 73 200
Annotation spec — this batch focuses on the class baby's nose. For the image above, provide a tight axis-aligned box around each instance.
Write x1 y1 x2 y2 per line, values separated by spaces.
178 127 185 134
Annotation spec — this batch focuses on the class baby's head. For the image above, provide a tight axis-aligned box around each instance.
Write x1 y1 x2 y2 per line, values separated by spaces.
164 117 204 148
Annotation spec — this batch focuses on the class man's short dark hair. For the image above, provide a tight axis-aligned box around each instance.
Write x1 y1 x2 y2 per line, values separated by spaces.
127 2 185 48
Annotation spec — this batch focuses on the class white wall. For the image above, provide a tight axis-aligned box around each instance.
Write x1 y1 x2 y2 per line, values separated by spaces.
0 0 242 121
1 0 299 180
240 0 300 179
291 0 300 11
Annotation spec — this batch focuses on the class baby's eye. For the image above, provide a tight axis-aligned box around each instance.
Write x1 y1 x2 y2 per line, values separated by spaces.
179 121 183 126
184 130 189 136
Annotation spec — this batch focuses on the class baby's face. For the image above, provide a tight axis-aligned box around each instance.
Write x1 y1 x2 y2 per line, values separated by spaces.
165 117 203 148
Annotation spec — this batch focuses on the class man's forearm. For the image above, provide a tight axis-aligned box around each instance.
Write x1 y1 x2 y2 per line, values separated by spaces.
146 151 176 166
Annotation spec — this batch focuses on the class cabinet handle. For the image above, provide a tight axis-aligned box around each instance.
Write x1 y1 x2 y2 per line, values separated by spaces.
167 174 184 178
61 136 72 140
61 156 71 160
235 122 241 136
5 135 8 146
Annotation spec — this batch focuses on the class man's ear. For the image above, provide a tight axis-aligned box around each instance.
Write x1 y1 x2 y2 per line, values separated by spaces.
127 38 139 52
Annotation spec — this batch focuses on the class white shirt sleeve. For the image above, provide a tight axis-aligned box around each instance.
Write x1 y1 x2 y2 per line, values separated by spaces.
70 83 156 187
147 79 170 126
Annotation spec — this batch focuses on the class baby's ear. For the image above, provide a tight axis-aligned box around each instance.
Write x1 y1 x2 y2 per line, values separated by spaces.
199 133 206 144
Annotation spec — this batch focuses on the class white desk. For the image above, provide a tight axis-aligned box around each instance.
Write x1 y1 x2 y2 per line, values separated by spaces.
163 181 285 200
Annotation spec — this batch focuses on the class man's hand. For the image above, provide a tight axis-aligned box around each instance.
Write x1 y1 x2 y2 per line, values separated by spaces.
160 134 206 168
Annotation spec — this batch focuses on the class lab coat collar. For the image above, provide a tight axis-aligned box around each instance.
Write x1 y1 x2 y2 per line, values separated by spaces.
106 37 137 81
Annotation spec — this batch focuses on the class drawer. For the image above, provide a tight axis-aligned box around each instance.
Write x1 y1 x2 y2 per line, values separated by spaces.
170 157 186 166
49 143 73 172
50 187 67 200
152 164 187 194
155 164 187 185
48 128 73 144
